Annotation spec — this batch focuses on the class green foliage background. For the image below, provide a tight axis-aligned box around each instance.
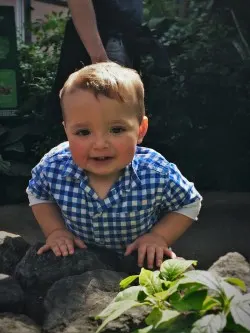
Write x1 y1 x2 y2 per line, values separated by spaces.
1 0 250 203
142 0 250 191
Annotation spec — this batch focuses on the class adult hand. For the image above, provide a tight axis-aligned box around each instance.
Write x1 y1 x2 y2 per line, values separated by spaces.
37 228 87 256
90 49 109 64
125 232 176 269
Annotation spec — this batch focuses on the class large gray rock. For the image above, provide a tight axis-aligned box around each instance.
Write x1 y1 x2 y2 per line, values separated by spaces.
208 252 250 291
15 244 121 290
23 289 47 325
0 313 41 333
0 231 29 275
0 274 24 313
43 269 125 333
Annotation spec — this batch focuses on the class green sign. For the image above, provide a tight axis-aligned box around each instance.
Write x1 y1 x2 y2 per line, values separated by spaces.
0 6 19 117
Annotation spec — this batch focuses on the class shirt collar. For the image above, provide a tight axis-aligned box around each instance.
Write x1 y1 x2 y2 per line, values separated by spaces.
61 157 85 180
121 157 141 192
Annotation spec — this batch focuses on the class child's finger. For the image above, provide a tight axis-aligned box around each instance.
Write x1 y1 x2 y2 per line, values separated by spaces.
74 237 87 249
51 244 62 256
124 241 137 256
170 251 177 259
146 246 156 269
137 244 147 267
37 244 50 255
58 242 69 256
163 247 175 258
155 247 164 267
64 239 75 254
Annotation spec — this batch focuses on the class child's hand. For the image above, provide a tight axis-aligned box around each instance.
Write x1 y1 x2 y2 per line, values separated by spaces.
37 228 87 256
124 233 176 269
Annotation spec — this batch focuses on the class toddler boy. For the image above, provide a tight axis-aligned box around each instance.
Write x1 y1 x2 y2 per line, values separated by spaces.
27 62 202 269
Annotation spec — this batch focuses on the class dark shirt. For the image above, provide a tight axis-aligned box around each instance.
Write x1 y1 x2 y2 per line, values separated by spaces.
93 0 143 33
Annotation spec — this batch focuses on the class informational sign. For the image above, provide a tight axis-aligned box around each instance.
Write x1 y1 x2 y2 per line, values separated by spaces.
0 6 19 117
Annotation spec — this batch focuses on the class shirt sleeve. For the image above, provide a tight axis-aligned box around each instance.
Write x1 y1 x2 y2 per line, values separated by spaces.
173 200 201 220
26 161 55 203
27 192 54 206
161 163 202 216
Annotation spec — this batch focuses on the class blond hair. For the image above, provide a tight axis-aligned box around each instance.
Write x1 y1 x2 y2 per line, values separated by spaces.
60 62 145 122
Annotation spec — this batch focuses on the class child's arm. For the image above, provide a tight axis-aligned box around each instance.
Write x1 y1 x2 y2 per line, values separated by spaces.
27 146 86 256
125 207 198 269
32 203 86 256
151 208 198 246
125 162 202 268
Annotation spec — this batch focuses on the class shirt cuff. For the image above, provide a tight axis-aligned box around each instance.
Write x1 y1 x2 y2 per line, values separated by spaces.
173 200 202 220
27 192 54 206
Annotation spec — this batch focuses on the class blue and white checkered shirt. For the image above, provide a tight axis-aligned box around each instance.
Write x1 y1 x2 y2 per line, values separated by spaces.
27 142 202 252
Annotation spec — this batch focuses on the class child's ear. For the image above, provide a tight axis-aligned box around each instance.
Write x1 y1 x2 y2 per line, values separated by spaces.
137 116 148 144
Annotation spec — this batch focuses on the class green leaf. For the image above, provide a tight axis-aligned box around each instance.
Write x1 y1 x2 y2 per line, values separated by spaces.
160 259 197 281
184 271 222 294
148 17 166 29
0 124 30 146
154 309 181 330
145 307 162 326
219 280 242 300
224 277 247 292
225 313 249 333
114 286 147 302
139 268 163 294
170 289 207 312
162 280 171 289
230 293 250 331
191 313 227 333
96 300 142 333
154 290 170 301
162 277 203 299
0 124 7 137
3 162 32 176
201 296 222 313
4 141 25 153
0 155 11 174
160 314 196 333
120 274 139 289
132 326 154 333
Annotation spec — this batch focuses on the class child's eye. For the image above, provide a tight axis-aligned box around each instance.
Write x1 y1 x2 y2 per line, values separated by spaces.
110 127 126 134
76 129 91 136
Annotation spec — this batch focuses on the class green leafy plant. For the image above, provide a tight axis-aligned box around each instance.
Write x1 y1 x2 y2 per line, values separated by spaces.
1 12 68 176
17 11 68 159
18 11 68 119
141 0 250 191
95 258 250 333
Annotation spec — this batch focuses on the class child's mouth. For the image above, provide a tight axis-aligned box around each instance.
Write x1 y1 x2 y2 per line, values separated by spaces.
92 156 112 161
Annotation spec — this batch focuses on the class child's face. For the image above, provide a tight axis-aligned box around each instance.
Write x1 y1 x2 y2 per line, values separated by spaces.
63 89 148 180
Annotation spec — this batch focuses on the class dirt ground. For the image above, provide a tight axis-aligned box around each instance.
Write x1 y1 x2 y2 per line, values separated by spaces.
0 192 249 269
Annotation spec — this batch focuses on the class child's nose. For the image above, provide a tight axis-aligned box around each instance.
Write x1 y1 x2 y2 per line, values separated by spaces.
93 134 109 149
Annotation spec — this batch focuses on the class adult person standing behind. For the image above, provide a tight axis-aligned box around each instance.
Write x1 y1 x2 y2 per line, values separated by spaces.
47 0 143 123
